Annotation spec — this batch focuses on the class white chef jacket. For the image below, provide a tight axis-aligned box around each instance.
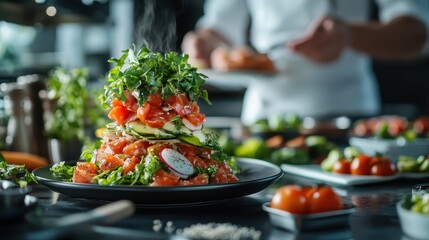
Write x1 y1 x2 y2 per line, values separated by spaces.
197 0 429 125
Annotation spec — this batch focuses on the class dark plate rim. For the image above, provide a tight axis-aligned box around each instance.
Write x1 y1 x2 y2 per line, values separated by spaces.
32 158 283 204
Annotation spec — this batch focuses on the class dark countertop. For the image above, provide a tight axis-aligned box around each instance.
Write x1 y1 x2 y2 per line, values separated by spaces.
1 174 425 240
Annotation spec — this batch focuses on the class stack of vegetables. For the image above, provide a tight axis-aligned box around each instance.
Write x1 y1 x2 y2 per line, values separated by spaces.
52 48 239 186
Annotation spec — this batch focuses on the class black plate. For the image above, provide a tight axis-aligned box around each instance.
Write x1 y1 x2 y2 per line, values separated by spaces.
33 158 283 206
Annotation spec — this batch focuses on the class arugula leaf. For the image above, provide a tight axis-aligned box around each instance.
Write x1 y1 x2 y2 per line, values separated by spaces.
50 162 75 182
0 152 36 186
102 47 211 108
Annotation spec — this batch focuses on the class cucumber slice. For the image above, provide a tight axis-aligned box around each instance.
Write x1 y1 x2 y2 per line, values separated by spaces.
179 135 204 147
126 121 174 139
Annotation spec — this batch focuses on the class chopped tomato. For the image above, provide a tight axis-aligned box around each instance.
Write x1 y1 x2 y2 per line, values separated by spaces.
123 140 149 158
105 138 128 154
185 112 206 126
166 94 190 116
136 103 151 122
147 92 163 108
211 162 238 184
187 155 208 169
151 169 180 186
108 106 132 125
178 143 197 157
111 98 124 107
73 162 97 184
99 154 124 172
147 143 171 156
123 156 141 175
180 174 209 186
124 90 139 112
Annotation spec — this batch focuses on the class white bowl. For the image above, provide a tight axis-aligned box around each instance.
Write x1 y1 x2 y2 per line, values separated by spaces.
397 200 429 239
349 137 429 162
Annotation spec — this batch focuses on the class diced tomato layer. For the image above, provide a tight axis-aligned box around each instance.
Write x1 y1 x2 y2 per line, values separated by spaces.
73 162 97 184
124 90 139 112
105 138 128 154
180 174 209 186
99 154 124 172
108 106 132 125
123 156 141 175
147 92 163 108
111 98 124 107
123 140 148 158
185 112 206 126
151 169 180 186
86 138 238 186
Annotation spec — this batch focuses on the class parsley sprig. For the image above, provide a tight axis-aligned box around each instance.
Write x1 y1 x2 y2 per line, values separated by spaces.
102 47 210 107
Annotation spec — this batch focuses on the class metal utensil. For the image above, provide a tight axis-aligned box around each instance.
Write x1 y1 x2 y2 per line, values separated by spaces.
27 200 135 240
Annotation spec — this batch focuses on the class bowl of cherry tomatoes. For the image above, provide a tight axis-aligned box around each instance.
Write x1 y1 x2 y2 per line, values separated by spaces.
263 185 355 232
350 115 429 163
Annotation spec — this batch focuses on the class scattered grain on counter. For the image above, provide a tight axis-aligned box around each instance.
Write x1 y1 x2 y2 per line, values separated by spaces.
177 222 262 240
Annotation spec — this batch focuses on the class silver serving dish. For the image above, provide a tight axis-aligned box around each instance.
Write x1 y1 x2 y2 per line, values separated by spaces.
262 202 355 232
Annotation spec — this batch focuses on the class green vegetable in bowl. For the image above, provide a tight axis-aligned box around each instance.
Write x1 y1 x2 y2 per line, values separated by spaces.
397 155 429 173
403 193 429 215
270 147 310 165
234 138 271 159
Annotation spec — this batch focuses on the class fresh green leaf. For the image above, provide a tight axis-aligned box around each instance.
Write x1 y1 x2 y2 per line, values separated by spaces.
101 47 211 108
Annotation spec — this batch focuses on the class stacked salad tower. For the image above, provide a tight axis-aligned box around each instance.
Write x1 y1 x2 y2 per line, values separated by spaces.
52 48 239 186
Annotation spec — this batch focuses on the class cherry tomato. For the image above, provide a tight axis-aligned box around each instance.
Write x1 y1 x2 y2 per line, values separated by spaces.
370 159 396 176
353 121 371 136
271 185 308 214
332 160 351 174
413 116 429 135
306 186 343 214
351 155 372 175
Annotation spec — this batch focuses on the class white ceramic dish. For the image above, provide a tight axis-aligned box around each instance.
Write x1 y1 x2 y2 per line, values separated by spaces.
281 164 399 186
262 202 355 232
349 137 429 163
397 200 429 240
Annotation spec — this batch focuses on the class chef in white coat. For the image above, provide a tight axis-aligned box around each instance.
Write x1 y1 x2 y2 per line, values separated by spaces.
182 0 429 125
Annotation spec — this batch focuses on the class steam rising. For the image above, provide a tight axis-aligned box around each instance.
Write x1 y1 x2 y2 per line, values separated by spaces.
135 0 185 53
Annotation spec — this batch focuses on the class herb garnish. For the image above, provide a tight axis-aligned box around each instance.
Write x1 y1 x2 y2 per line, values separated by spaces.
0 152 36 186
102 47 210 107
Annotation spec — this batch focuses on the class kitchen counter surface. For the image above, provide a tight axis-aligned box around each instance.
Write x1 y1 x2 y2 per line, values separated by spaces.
2 173 424 240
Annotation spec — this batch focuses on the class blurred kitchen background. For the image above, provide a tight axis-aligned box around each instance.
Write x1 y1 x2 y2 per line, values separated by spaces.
0 0 429 161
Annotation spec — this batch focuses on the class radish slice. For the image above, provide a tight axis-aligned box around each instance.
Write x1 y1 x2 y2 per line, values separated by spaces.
182 118 202 131
160 148 194 178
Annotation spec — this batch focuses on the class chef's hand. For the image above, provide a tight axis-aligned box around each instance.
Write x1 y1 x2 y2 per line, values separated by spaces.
182 29 229 68
288 16 350 63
